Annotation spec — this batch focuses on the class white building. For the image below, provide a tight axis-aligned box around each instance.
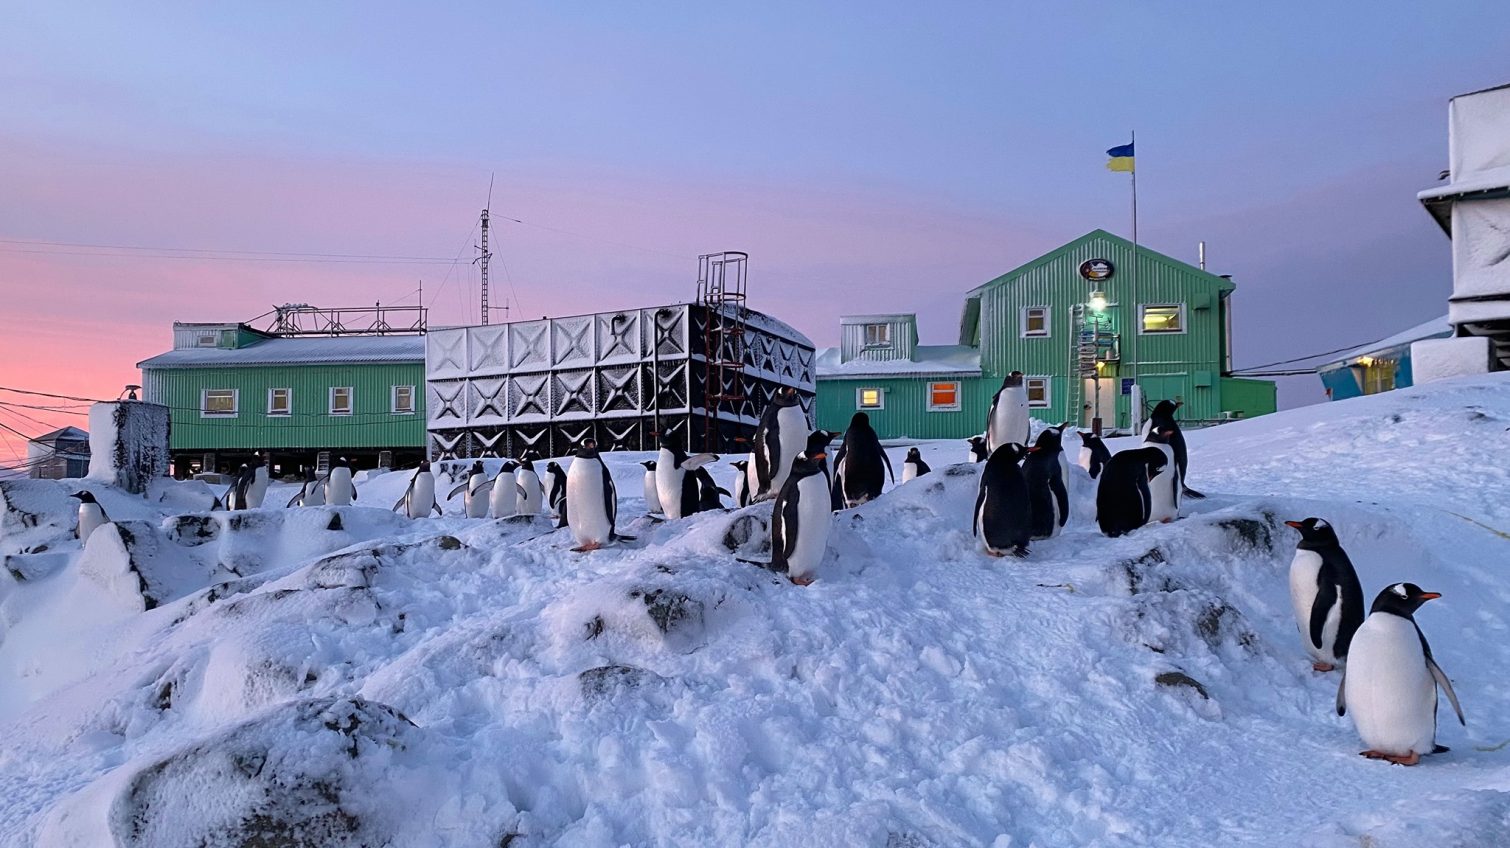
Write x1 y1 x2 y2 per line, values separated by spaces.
1413 82 1510 381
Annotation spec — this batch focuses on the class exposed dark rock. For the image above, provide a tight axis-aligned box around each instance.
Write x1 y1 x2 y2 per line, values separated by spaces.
1214 512 1277 554
1155 670 1210 700
579 665 663 703
437 535 462 550
1195 599 1258 651
722 512 770 556
887 833 935 848
943 465 977 477
584 616 605 640
165 514 220 547
1119 548 1170 594
326 513 344 532
635 589 702 636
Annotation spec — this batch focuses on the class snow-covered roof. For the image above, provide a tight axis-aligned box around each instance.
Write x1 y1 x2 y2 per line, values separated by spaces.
1417 165 1510 202
839 313 915 325
29 426 88 444
816 344 981 378
138 335 425 368
1318 315 1452 369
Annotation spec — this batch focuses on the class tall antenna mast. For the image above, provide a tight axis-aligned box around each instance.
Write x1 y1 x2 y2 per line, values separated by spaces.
475 173 495 325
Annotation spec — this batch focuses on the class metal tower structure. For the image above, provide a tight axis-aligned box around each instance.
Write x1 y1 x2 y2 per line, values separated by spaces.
476 207 492 325
696 251 749 452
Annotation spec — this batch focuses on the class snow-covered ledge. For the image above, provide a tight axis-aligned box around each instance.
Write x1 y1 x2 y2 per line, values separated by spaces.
1410 336 1494 385
87 401 171 495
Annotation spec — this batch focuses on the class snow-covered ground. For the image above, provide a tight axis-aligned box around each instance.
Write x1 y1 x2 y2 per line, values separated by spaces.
2 374 1509 846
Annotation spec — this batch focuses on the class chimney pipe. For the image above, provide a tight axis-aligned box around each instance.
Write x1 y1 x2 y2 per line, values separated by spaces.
1198 241 1207 270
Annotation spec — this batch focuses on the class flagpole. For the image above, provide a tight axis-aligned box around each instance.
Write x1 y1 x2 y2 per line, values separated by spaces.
1129 130 1139 431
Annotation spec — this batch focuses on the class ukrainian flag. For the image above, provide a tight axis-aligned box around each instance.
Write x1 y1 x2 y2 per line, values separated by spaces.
1106 142 1135 173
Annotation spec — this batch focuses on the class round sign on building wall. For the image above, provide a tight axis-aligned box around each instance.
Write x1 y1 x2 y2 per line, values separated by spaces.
1079 259 1115 281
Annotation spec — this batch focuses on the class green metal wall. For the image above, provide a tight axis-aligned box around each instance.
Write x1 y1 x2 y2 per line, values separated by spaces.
1219 377 1278 419
815 376 994 440
142 363 427 450
970 230 1235 427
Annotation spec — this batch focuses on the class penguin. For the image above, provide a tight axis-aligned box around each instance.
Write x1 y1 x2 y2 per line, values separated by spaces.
1023 428 1070 540
798 430 837 510
233 452 270 509
516 455 544 515
1142 426 1182 524
770 451 832 585
565 439 625 551
1338 583 1465 766
544 461 568 516
901 447 931 483
985 372 1030 453
287 467 326 507
730 458 751 508
1077 432 1113 480
655 433 718 519
1284 518 1366 672
69 491 108 542
221 464 248 511
445 461 491 518
392 462 444 518
973 444 1032 557
748 386 809 502
832 412 893 509
1094 447 1167 537
968 435 990 463
490 461 520 518
1142 399 1204 499
640 460 663 514
325 456 358 506
693 467 730 512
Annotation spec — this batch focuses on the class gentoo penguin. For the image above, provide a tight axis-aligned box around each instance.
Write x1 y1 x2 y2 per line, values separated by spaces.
730 459 751 508
974 444 1032 557
544 461 567 516
655 433 717 519
516 455 544 515
1142 427 1182 524
1142 399 1204 499
325 456 358 506
490 461 520 518
796 430 839 510
393 462 443 518
693 467 729 512
967 435 989 463
832 412 893 509
234 452 270 509
446 461 491 518
901 447 931 483
221 464 248 511
640 460 663 514
565 439 623 551
748 386 809 502
1094 447 1167 537
69 491 108 542
770 451 832 585
286 467 325 507
1023 428 1070 540
985 372 1030 453
1338 583 1465 766
1285 518 1366 672
1078 432 1113 480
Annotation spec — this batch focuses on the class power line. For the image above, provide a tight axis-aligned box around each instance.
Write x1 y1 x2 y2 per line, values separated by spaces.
1230 335 1393 374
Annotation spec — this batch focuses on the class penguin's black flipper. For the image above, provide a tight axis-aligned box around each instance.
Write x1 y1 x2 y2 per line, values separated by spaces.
447 482 469 500
1432 744 1451 754
1426 655 1466 726
432 502 444 517
1335 667 1348 717
1182 486 1207 500
1309 579 1339 651
881 448 895 484
971 484 987 537
286 488 305 509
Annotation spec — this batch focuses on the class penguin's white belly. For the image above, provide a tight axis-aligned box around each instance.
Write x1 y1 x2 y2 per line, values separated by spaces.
1144 443 1180 523
1345 615 1438 755
246 471 269 509
655 452 682 519
303 484 325 507
1288 550 1340 663
78 504 106 542
567 464 612 545
517 471 542 514
466 477 489 518
732 472 747 507
1078 446 1093 473
326 469 354 506
491 473 517 518
768 406 808 496
643 471 662 513
902 462 918 483
989 389 1029 449
410 474 436 518
785 474 831 581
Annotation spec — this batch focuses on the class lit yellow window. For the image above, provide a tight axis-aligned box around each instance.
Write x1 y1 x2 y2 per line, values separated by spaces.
858 388 883 409
1141 305 1184 334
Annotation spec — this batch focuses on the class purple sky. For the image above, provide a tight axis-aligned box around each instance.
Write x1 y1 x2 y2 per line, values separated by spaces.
2 3 1508 457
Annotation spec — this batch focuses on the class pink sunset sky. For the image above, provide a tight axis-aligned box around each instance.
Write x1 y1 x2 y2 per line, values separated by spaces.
3 3 1508 460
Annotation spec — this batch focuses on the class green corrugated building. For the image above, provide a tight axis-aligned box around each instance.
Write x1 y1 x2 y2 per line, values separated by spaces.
815 230 1276 438
138 318 426 476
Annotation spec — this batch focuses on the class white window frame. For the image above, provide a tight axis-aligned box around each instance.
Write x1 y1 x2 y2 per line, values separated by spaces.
862 323 892 348
1139 303 1187 335
267 387 292 417
201 388 238 418
1025 376 1051 409
856 386 885 410
391 384 416 415
1020 306 1051 338
926 381 961 412
329 386 354 416
195 331 219 348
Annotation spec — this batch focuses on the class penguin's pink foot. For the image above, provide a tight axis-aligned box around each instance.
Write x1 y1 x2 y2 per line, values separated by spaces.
1161 518 1174 524
1312 661 1336 673
790 573 815 586
1361 750 1420 766
984 549 1005 558
570 541 603 553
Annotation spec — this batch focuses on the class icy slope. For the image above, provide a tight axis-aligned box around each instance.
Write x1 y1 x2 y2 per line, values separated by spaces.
0 374 1507 846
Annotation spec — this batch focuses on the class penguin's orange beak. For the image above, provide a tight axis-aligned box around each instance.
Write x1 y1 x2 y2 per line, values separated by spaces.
812 452 827 460
1420 592 1442 601
1284 520 1304 529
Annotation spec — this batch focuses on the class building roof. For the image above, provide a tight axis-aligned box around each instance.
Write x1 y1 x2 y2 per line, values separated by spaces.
1317 315 1452 371
964 229 1237 297
139 334 425 368
816 344 981 379
29 426 88 444
839 313 916 325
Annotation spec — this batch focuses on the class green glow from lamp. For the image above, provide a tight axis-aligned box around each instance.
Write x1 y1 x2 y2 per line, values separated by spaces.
1088 290 1108 312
